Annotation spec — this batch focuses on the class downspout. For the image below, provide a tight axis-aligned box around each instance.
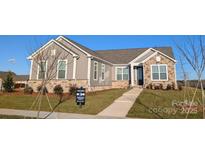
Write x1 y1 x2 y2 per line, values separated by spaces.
73 56 77 83
29 59 33 80
174 63 178 89
87 56 92 91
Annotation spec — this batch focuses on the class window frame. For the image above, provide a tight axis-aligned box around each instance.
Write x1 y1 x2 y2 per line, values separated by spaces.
37 60 47 80
101 64 105 81
115 66 129 81
57 59 68 80
93 61 98 81
151 64 168 81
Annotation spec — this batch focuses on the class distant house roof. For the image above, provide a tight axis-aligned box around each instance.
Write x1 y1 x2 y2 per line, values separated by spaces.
0 71 29 81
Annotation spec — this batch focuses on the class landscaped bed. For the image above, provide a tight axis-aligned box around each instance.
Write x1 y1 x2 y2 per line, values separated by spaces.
0 89 127 115
127 88 203 119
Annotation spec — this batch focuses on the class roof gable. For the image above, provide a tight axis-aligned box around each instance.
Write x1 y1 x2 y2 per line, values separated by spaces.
95 47 175 64
27 39 78 60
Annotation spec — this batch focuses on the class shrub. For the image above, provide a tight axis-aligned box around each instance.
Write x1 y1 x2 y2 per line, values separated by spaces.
146 84 152 89
2 72 14 92
37 85 48 95
159 84 163 90
24 86 33 94
69 84 77 95
178 84 183 91
171 82 175 90
154 84 160 90
53 85 64 96
166 84 172 90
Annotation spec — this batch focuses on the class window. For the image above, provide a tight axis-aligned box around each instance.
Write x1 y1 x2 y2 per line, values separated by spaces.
116 67 129 80
93 61 98 80
151 64 168 80
57 60 67 79
38 61 47 80
51 49 56 56
101 64 105 81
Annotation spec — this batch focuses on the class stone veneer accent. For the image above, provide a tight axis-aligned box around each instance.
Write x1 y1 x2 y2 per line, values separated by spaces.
28 80 88 93
143 53 176 89
89 85 113 92
112 80 129 89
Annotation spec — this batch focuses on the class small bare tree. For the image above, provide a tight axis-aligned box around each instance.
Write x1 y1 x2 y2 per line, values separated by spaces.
175 36 205 118
26 37 77 118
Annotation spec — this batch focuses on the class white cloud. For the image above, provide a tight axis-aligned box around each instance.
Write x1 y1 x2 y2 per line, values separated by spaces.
8 58 16 64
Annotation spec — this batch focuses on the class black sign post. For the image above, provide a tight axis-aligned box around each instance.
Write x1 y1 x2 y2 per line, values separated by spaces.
76 87 86 108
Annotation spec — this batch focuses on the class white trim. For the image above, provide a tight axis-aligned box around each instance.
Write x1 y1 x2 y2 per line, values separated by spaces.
101 64 105 81
151 64 168 81
141 52 158 63
29 59 33 80
56 36 92 57
115 66 129 81
130 64 134 86
56 59 68 80
56 36 113 65
174 64 177 88
93 61 98 80
129 48 153 64
113 64 129 66
37 60 47 80
87 57 91 88
27 39 78 60
129 48 176 64
150 48 176 63
73 57 77 80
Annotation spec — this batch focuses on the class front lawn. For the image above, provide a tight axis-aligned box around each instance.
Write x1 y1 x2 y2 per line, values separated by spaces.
127 88 203 119
0 115 35 119
0 89 127 115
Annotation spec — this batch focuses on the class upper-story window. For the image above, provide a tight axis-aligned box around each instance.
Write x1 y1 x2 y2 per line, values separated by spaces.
116 67 129 80
151 64 168 80
101 64 105 81
57 60 67 79
93 61 98 80
38 61 47 80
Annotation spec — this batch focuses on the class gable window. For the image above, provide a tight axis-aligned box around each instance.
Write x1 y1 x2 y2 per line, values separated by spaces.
151 64 168 80
38 61 47 80
116 67 129 80
101 64 105 81
93 61 98 80
57 60 67 79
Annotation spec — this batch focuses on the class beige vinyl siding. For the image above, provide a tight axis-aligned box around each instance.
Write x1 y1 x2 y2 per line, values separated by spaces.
90 58 112 86
57 38 88 80
30 42 74 80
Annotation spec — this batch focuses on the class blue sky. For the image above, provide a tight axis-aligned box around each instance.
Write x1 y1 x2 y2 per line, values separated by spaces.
0 35 201 79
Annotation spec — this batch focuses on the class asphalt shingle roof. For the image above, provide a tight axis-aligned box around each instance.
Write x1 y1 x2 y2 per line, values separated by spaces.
95 47 175 64
63 37 175 64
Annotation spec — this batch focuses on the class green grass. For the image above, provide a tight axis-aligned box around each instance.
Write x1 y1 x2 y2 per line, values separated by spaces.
0 89 127 115
127 88 203 119
0 115 35 119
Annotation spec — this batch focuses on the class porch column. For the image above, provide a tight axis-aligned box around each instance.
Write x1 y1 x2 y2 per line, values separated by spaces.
131 64 134 86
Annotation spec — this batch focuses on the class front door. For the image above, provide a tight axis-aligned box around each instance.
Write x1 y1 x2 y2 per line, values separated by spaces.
136 67 143 85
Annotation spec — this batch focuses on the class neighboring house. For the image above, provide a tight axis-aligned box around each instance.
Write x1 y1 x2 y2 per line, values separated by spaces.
27 36 177 93
0 71 29 90
0 78 2 91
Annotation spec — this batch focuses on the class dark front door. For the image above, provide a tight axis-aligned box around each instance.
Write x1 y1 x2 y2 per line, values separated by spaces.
137 67 143 85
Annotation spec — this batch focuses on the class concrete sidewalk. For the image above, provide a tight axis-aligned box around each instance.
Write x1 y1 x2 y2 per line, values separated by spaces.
97 87 143 118
0 109 125 119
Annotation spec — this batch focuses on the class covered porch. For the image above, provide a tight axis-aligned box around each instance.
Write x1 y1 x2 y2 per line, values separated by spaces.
130 63 144 87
